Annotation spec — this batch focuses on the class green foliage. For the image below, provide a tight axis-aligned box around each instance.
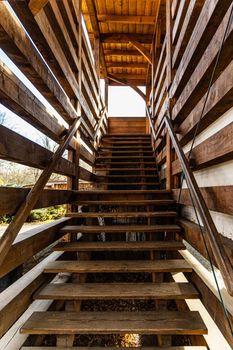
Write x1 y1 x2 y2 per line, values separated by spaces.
0 205 66 224
27 205 66 222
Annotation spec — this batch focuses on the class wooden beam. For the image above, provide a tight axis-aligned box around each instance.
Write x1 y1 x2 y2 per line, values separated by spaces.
166 0 173 90
28 0 49 16
104 49 143 57
0 118 80 267
179 59 233 146
178 218 233 267
106 62 148 69
109 79 146 87
85 0 107 77
0 218 70 277
0 125 76 177
0 187 74 216
97 15 157 24
108 74 146 101
8 0 74 98
173 185 233 216
129 41 152 65
0 60 66 144
172 122 233 175
170 0 232 98
101 33 153 44
173 8 233 125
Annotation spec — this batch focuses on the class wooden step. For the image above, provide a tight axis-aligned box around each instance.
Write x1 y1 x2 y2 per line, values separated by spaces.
76 199 175 206
99 146 153 150
65 210 176 218
95 162 156 166
101 141 151 144
21 311 207 335
101 175 159 178
97 182 160 186
53 240 185 252
21 347 208 350
96 156 155 159
95 168 157 171
35 282 198 300
98 150 154 154
74 189 169 194
60 225 181 234
44 259 192 274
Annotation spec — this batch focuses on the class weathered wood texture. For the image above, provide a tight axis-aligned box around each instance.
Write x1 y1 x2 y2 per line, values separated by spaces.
108 117 146 134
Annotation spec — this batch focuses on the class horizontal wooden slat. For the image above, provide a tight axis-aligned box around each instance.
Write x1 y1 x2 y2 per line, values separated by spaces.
60 225 181 234
0 187 73 216
173 186 233 216
179 59 233 146
53 240 185 252
75 200 175 206
65 211 176 218
0 125 75 177
178 218 233 267
21 311 207 335
35 282 198 300
0 251 62 337
21 347 207 350
44 260 192 274
0 61 65 144
0 218 70 277
171 0 232 98
172 122 233 174
173 8 233 124
100 33 153 43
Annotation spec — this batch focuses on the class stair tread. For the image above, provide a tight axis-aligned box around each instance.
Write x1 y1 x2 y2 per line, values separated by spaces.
44 259 192 273
53 240 185 251
65 211 176 218
76 199 175 205
74 189 170 194
103 175 158 177
35 282 198 300
97 182 160 186
21 311 207 335
21 347 207 350
60 225 181 233
96 168 157 171
97 156 155 159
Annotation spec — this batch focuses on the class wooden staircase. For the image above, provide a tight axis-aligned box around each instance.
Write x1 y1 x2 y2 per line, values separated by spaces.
20 133 208 348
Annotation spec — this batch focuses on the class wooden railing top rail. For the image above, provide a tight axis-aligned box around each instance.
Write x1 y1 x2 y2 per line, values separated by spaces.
146 107 233 296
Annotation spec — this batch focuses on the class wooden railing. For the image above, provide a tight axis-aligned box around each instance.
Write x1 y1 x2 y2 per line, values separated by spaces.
0 0 108 341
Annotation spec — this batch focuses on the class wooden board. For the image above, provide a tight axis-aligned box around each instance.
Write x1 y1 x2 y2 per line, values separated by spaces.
21 347 207 350
60 225 181 234
20 310 207 335
108 117 146 134
35 282 198 300
65 211 176 218
44 260 192 274
53 240 185 252
76 200 175 206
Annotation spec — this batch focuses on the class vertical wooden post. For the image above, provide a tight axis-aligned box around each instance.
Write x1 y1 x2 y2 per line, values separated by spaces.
166 130 172 190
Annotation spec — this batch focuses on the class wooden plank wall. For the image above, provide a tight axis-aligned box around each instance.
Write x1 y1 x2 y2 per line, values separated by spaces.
108 117 146 134
0 0 108 337
151 0 233 344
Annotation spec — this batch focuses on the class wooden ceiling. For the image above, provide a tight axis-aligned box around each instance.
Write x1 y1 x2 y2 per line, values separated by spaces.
82 0 165 86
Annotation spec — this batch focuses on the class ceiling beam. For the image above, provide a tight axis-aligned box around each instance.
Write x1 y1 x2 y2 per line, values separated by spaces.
130 41 152 65
101 33 153 44
28 0 49 16
106 62 148 69
85 0 107 77
97 15 157 24
108 74 146 101
104 50 143 57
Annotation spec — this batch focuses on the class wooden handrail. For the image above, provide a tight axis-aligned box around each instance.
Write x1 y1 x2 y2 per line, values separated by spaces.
146 107 233 295
0 117 81 267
